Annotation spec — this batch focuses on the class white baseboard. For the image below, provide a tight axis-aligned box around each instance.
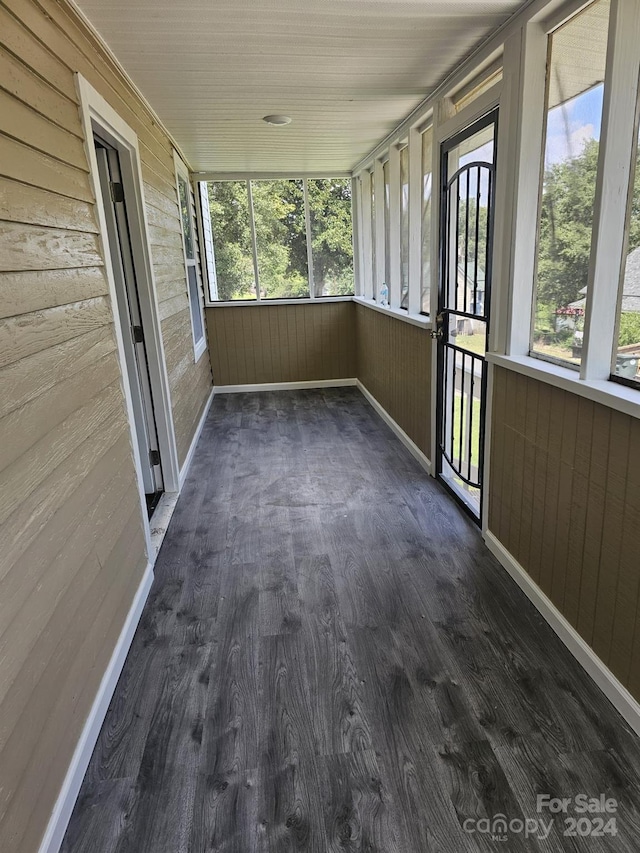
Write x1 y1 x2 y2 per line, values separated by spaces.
214 378 357 393
38 564 154 853
178 386 215 489
39 384 214 850
484 530 640 737
356 380 432 475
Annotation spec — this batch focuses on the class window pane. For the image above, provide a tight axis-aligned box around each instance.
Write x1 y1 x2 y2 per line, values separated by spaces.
252 180 309 299
208 181 256 301
531 0 610 367
421 128 433 314
400 146 409 308
198 182 218 301
445 124 494 320
187 265 204 343
613 123 640 384
384 161 390 292
178 176 194 260
307 178 354 296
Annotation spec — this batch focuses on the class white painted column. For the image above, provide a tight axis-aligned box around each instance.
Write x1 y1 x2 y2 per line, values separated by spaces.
389 144 401 308
360 170 374 300
373 158 386 302
408 127 423 315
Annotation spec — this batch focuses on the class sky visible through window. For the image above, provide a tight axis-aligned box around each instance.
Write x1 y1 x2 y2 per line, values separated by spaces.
545 85 603 166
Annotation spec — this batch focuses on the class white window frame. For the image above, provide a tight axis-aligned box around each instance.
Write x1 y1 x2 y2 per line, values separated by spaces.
488 0 640 420
352 176 363 297
197 174 356 306
373 158 386 303
173 152 207 362
352 137 433 328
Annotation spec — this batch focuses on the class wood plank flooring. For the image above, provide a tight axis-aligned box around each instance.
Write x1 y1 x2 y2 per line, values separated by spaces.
61 389 640 852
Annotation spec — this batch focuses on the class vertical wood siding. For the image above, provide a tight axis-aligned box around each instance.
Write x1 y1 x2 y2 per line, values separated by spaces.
206 302 357 386
0 1 211 849
355 304 431 455
489 367 640 701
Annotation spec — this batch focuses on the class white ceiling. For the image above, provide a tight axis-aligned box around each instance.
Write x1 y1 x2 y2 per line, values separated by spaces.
76 0 528 174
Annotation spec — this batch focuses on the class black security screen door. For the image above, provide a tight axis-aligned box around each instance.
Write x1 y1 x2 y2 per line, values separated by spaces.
435 109 497 520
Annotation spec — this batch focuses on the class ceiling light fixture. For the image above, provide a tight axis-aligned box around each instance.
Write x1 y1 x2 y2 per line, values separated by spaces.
263 114 292 126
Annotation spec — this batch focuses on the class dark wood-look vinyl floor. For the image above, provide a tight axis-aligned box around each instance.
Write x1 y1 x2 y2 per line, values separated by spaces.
62 389 640 853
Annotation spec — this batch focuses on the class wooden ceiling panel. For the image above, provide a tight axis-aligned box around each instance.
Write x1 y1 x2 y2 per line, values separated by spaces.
76 0 527 172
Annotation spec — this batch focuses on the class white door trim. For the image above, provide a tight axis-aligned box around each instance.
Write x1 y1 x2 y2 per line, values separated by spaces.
76 74 180 557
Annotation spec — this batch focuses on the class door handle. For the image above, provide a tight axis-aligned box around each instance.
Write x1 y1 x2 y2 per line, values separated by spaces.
430 312 445 339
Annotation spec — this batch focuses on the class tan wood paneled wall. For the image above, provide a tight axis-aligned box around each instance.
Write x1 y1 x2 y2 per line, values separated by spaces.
0 1 211 849
489 367 640 701
207 302 357 385
355 304 431 455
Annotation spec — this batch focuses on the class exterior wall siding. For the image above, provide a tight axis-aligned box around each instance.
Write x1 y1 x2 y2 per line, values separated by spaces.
0 0 211 849
489 366 640 701
355 304 431 456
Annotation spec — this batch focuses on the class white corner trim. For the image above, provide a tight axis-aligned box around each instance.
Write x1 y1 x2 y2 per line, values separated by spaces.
178 385 215 489
214 378 358 394
356 380 432 475
38 564 154 853
484 530 640 737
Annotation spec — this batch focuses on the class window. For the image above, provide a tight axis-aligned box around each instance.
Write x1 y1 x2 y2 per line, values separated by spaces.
201 178 354 302
307 179 354 296
400 145 410 308
253 179 309 298
613 109 640 386
174 155 207 360
530 0 610 368
421 127 433 315
206 181 256 301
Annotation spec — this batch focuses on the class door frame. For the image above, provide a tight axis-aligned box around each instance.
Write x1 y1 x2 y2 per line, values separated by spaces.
76 74 180 557
429 84 502 531
436 108 498 523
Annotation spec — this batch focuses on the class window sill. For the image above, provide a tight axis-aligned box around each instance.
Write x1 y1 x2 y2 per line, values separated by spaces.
193 337 207 363
205 296 354 307
353 296 432 329
487 352 640 421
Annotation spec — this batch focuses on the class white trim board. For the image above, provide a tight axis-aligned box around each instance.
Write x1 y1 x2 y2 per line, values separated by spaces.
38 382 215 853
76 74 181 563
353 296 432 329
38 564 154 853
205 296 353 308
179 386 215 489
484 530 640 737
214 379 357 393
356 380 432 475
